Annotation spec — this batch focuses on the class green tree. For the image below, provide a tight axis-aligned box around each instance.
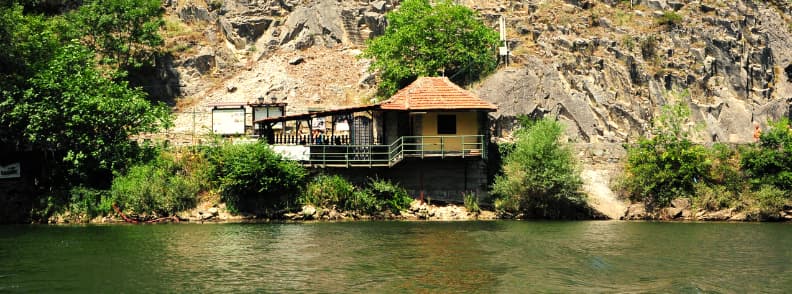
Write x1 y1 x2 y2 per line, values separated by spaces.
76 0 164 69
362 0 499 97
8 43 170 182
492 117 588 219
620 93 710 207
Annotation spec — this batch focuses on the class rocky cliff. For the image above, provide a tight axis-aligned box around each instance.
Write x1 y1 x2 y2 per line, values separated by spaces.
153 0 792 146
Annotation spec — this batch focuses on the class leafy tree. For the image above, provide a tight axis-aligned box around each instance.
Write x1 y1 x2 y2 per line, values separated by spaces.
7 43 170 183
620 93 710 207
492 117 588 219
76 0 164 69
362 0 499 97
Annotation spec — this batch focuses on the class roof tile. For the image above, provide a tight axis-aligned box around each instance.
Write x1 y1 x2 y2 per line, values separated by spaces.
378 77 497 111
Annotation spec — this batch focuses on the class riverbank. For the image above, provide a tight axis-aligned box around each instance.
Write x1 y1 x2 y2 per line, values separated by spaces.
623 198 792 222
51 200 499 224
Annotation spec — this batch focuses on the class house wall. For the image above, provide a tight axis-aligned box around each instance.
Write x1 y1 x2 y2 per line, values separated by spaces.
420 111 480 152
317 158 489 203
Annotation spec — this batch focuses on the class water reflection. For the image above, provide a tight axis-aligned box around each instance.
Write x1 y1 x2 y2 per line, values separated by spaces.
1 222 791 292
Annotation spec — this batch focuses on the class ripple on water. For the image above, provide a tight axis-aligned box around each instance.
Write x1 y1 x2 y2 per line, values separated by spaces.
0 222 791 292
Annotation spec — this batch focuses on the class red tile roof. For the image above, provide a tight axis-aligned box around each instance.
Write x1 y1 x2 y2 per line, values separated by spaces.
379 77 497 111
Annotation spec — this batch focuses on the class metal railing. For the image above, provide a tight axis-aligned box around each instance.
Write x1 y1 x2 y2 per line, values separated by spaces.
300 135 485 167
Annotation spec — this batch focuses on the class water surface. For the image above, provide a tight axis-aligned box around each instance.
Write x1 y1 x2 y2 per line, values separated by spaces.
1 221 790 292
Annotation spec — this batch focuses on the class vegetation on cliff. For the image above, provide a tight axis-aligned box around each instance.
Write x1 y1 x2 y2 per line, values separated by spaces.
362 0 499 97
492 117 591 219
619 92 792 219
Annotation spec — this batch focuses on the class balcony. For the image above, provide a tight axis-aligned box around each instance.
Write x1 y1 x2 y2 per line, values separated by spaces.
271 135 487 168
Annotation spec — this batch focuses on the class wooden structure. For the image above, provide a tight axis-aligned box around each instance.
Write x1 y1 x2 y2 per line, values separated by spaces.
255 77 497 168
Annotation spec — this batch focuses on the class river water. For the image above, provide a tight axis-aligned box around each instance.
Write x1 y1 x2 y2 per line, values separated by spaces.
1 221 790 292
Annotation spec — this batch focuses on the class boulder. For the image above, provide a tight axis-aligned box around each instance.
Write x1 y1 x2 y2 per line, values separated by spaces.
623 203 647 220
300 205 317 219
700 209 732 221
729 212 748 221
179 5 214 23
671 198 690 209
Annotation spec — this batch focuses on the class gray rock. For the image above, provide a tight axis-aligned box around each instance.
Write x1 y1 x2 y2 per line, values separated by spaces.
179 5 214 23
646 0 668 11
208 207 219 216
288 56 304 65
370 0 387 13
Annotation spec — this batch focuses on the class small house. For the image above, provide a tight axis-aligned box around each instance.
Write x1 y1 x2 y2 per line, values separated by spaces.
255 77 497 202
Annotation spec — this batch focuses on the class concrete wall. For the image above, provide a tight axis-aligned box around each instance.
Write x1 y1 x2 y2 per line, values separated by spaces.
419 111 480 152
317 157 489 203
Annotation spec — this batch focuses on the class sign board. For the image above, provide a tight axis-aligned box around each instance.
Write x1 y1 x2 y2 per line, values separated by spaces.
312 117 326 130
0 162 21 179
212 108 246 135
253 106 283 129
271 145 309 161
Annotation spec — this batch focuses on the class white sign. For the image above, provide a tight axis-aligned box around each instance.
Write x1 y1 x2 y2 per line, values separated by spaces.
254 106 283 129
312 117 326 130
0 163 21 179
271 145 309 161
212 108 246 135
335 121 349 132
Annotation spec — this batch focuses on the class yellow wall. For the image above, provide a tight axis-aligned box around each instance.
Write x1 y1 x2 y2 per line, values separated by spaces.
419 112 480 152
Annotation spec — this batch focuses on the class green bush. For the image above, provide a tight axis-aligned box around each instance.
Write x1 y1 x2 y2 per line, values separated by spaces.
366 178 413 213
491 117 588 218
693 183 738 211
68 186 113 221
657 11 682 27
741 119 792 190
751 185 789 219
463 192 480 214
620 97 710 207
211 142 307 214
110 152 200 216
299 174 356 208
299 176 412 215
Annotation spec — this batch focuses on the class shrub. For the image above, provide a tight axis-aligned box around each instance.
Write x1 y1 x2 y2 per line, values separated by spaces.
693 183 738 211
68 186 113 221
366 178 413 213
657 11 682 27
463 192 480 214
298 176 411 214
751 185 789 219
110 152 201 216
620 96 710 207
640 35 657 60
491 117 588 218
211 142 307 214
299 174 356 208
741 119 792 190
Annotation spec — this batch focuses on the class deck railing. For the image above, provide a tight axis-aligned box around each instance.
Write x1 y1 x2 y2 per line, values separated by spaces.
297 135 485 167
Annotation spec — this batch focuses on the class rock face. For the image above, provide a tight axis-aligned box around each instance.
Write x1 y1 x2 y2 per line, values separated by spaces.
158 0 792 147
476 0 792 145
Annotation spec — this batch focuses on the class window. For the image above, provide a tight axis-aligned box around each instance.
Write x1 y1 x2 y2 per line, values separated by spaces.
437 114 456 134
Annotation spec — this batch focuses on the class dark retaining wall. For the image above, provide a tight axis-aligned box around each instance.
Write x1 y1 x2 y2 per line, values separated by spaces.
315 157 489 203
